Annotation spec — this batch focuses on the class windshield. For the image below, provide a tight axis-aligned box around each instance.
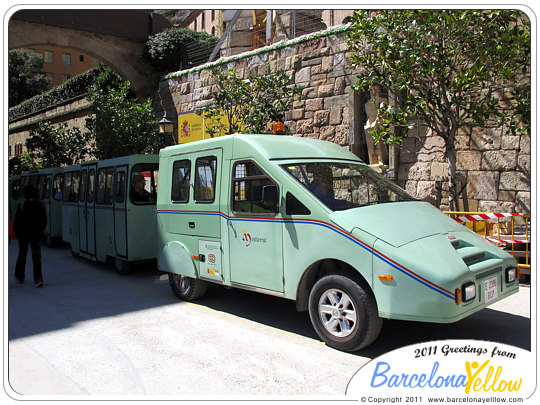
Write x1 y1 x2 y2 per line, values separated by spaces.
282 162 415 211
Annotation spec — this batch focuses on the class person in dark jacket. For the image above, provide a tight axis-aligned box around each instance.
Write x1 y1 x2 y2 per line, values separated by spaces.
14 185 47 287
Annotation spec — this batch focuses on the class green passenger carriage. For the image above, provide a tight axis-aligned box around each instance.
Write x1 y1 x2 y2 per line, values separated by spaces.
60 155 159 273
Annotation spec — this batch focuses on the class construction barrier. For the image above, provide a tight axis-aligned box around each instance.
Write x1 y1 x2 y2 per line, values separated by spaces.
445 211 531 275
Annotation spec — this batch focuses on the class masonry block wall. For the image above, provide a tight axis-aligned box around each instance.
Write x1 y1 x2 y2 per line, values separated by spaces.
8 97 91 159
154 28 530 214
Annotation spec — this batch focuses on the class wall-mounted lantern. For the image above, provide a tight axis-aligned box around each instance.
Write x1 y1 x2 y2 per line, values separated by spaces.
158 112 174 148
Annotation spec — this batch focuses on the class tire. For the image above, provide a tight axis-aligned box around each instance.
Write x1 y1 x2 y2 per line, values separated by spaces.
168 273 208 301
308 274 382 352
71 246 80 258
114 258 133 275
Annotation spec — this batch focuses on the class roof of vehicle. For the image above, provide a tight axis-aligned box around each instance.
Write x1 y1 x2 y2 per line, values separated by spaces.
160 134 363 162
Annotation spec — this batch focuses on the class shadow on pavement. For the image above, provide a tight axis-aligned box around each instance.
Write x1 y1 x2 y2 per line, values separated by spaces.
8 242 531 359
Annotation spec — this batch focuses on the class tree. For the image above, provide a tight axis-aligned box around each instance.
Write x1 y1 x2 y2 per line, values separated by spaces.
347 10 530 210
8 49 52 107
9 151 40 176
25 121 92 168
85 67 159 159
198 68 303 137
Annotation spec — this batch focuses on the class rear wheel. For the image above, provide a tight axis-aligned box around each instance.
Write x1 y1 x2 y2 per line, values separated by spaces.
308 274 382 352
168 273 208 301
114 258 133 275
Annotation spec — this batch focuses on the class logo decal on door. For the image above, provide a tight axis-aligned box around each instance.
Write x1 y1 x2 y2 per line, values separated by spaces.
242 230 267 247
242 230 252 247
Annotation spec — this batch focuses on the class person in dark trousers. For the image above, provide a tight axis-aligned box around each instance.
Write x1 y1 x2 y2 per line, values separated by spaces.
13 185 47 288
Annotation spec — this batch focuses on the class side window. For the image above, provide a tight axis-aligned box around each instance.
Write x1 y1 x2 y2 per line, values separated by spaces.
37 175 45 200
87 170 95 203
43 176 52 200
79 171 87 202
62 173 72 202
20 176 29 191
286 192 311 215
232 161 279 215
130 164 158 204
195 156 217 203
105 168 115 204
53 175 63 201
97 168 114 205
171 159 190 203
62 172 79 202
72 172 80 202
12 179 20 200
116 171 125 203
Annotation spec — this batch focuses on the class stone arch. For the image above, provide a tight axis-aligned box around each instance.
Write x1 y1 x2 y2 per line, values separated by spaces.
9 18 162 99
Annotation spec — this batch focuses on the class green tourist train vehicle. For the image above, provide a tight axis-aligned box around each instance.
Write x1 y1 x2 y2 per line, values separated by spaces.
61 155 159 274
10 155 159 274
9 135 520 351
156 134 520 351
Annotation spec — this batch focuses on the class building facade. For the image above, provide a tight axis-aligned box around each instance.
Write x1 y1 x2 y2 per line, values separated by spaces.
24 45 98 87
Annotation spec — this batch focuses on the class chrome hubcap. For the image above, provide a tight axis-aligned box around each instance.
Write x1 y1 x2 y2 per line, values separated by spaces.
318 288 357 337
173 274 190 293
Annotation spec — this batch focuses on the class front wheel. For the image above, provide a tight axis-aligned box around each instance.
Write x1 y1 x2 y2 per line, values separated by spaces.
308 274 382 352
168 273 208 301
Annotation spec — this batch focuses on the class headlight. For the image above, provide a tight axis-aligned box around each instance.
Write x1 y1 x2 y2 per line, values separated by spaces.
505 267 517 283
462 282 476 302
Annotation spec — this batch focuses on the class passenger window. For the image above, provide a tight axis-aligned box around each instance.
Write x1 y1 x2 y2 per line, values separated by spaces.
37 175 45 200
97 168 114 204
12 180 20 200
130 164 158 204
171 159 190 203
232 161 279 215
43 176 51 200
116 172 125 203
87 170 95 203
195 157 217 203
286 192 311 215
21 176 29 191
62 173 72 202
53 175 63 201
62 172 79 202
79 171 87 202
105 168 115 204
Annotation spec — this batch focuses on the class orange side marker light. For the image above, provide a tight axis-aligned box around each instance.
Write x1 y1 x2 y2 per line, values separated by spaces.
455 288 462 305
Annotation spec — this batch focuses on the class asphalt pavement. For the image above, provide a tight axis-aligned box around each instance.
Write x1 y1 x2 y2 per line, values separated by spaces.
4 240 532 399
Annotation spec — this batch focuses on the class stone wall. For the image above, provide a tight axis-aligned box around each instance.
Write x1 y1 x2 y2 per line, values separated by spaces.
157 28 355 148
8 97 92 159
155 27 531 214
399 125 531 214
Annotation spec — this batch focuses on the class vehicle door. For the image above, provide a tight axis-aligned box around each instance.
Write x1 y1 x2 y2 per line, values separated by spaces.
86 166 97 255
227 160 284 293
114 166 128 258
79 164 97 256
78 168 88 253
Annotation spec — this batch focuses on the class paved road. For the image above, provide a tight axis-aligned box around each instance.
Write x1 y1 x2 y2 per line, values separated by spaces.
5 241 532 398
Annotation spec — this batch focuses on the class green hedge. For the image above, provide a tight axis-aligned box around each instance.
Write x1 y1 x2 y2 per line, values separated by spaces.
8 68 99 123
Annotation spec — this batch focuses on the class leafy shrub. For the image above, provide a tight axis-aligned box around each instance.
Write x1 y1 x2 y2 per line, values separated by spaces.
141 27 219 72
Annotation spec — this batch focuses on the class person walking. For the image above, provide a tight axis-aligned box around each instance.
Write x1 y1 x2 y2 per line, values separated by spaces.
13 185 47 288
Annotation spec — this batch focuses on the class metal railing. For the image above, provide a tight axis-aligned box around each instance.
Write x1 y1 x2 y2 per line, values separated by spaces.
445 211 531 275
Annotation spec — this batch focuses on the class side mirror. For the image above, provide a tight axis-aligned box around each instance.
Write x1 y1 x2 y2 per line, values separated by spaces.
261 185 278 211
